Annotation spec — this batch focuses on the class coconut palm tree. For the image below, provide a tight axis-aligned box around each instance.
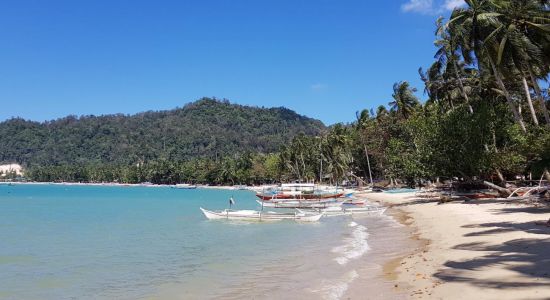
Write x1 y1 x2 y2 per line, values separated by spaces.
389 81 420 119
355 109 374 185
448 0 528 132
435 16 474 113
488 0 550 126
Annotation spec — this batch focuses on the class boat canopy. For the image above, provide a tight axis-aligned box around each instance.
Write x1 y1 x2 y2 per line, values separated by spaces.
280 183 315 191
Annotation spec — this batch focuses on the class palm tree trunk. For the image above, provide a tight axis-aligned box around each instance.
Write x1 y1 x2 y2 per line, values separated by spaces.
521 76 539 126
453 60 473 114
528 67 550 126
359 132 374 185
488 57 527 133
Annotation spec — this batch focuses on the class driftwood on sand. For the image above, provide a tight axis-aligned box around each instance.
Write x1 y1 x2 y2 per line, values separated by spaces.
483 181 512 197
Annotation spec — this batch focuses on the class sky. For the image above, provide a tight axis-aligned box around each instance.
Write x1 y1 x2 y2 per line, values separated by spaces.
0 0 465 125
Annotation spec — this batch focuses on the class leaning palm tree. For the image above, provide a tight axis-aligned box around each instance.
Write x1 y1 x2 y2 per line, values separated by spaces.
435 16 474 113
355 109 374 185
389 81 420 119
489 0 550 126
448 0 528 132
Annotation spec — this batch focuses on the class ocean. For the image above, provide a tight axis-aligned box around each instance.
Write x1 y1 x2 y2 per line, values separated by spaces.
0 184 403 300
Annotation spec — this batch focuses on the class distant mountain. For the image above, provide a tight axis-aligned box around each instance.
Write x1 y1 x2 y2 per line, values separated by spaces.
0 98 326 167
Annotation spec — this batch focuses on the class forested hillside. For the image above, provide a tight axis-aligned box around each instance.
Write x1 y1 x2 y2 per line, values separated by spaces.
0 98 325 167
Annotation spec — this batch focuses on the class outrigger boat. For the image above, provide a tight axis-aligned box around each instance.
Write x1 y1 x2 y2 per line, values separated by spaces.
256 183 345 201
314 205 387 216
199 207 323 222
256 199 345 209
344 206 387 216
174 184 197 189
256 192 344 201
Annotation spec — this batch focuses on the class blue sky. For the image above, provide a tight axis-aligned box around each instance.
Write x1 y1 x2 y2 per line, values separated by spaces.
0 0 464 125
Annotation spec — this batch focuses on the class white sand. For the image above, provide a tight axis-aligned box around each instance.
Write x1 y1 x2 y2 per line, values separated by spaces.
366 192 550 299
0 163 23 176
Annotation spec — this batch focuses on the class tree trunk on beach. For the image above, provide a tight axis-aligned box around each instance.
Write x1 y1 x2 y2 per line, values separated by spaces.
483 181 511 197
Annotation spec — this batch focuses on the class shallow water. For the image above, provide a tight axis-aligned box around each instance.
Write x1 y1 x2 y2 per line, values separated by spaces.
0 184 370 299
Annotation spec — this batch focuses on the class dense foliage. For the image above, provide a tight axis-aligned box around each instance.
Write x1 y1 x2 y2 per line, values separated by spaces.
0 98 324 179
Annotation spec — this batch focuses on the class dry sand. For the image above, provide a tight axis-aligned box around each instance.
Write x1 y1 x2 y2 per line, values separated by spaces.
364 191 550 300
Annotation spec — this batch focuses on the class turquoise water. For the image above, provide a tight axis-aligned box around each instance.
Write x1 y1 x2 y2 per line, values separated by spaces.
0 184 353 299
384 188 417 194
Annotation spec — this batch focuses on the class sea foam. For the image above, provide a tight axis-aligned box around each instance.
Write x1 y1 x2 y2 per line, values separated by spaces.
331 222 370 265
309 270 359 300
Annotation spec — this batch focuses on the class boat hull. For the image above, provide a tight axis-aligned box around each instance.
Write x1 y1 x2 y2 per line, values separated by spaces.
199 208 322 222
257 199 344 209
256 193 344 201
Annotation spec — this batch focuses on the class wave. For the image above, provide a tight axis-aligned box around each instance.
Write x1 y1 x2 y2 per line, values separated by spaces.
331 221 370 265
309 270 359 300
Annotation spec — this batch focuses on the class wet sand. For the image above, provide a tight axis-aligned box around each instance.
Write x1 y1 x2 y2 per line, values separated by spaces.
342 208 419 299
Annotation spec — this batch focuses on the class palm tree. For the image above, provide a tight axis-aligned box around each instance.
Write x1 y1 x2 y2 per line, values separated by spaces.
448 0 528 132
489 0 550 126
389 81 420 119
356 109 374 185
435 16 474 113
376 105 389 121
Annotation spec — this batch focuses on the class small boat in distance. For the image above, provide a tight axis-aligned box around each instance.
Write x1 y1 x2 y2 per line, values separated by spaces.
175 184 197 189
199 207 323 222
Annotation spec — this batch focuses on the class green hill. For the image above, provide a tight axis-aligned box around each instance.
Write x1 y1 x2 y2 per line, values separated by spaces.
0 98 326 167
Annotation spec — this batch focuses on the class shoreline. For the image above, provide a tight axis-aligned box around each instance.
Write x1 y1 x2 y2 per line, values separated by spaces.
0 181 243 190
366 191 550 299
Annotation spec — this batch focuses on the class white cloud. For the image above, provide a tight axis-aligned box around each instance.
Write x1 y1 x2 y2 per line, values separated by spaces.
401 0 465 15
442 0 466 11
401 0 434 14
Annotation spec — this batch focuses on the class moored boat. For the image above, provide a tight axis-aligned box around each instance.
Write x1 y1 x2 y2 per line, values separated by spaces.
344 206 387 215
256 183 345 201
175 184 197 189
199 207 323 222
256 199 345 209
255 192 344 201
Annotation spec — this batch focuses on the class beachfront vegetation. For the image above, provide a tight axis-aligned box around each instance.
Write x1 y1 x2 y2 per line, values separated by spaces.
279 0 550 186
1 0 549 186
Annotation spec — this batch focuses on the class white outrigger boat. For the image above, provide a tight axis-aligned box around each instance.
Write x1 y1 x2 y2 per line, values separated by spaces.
315 205 387 217
199 207 323 222
174 184 197 189
344 205 387 215
256 199 345 209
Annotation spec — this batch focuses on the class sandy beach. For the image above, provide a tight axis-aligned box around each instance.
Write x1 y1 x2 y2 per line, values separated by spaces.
359 191 550 300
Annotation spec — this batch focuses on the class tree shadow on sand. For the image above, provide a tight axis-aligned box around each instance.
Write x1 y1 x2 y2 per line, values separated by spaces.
462 222 550 236
434 236 550 289
490 206 550 215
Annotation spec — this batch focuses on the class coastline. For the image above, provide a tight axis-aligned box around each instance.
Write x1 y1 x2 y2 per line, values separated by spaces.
0 181 242 190
365 191 550 299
